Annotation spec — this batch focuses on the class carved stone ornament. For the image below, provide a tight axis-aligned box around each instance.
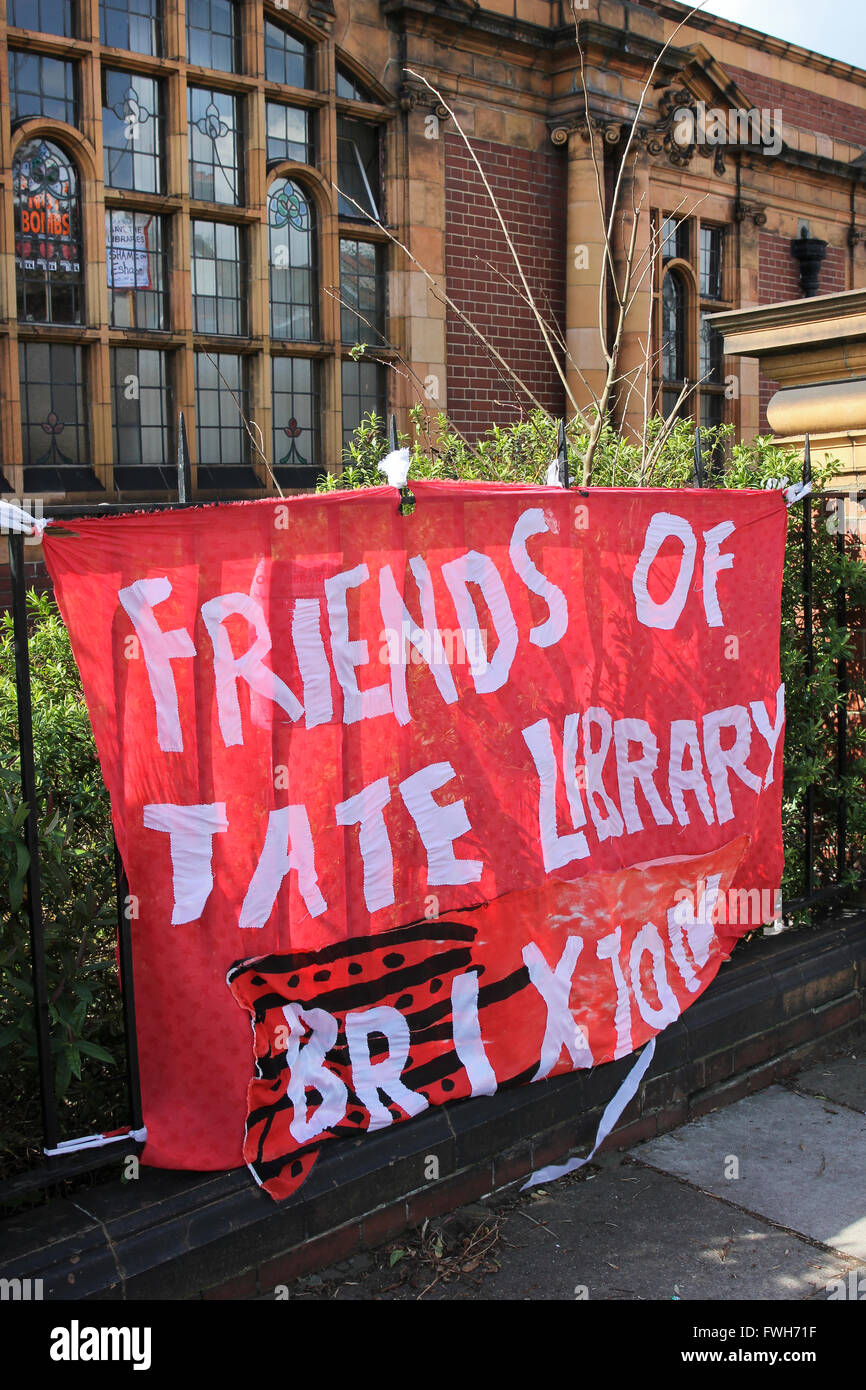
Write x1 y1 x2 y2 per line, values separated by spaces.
553 86 761 177
550 91 730 176
654 88 727 177
399 79 450 122
307 0 335 29
734 199 768 227
549 116 626 148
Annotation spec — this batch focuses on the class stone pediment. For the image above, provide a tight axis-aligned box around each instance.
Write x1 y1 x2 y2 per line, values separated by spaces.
550 46 782 178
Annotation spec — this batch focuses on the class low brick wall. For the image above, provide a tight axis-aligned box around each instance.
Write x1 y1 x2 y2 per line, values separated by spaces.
3 908 865 1300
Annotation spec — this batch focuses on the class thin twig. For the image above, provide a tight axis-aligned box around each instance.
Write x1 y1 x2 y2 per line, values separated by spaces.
202 352 285 497
570 0 714 483
404 69 588 428
334 185 552 418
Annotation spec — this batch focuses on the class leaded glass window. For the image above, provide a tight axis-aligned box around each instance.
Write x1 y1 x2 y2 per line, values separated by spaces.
192 221 245 335
187 0 239 74
265 20 311 88
337 117 380 220
7 0 72 36
195 351 257 488
272 357 320 487
14 139 83 325
106 210 167 330
8 52 77 126
661 215 688 264
268 179 316 341
266 102 312 166
19 342 94 491
111 348 173 489
341 358 385 450
189 87 240 204
661 271 686 385
100 0 160 56
336 65 373 102
700 312 723 386
340 238 384 343
700 391 724 431
700 226 724 300
103 71 163 193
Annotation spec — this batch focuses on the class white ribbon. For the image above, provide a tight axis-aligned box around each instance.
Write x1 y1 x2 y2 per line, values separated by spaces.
379 448 412 489
784 480 812 507
545 458 564 487
521 1037 656 1190
44 1126 147 1157
0 500 47 536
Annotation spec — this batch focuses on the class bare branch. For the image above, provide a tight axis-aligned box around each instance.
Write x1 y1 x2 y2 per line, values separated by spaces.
335 182 553 419
403 69 588 428
569 0 714 483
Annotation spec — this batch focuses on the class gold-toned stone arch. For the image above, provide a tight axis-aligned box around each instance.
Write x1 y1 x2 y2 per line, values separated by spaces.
11 121 102 328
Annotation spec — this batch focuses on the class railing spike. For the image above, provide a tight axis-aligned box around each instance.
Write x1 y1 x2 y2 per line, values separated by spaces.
177 412 192 504
557 419 569 489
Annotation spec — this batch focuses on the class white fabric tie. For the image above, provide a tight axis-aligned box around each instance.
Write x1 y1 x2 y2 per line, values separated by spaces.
0 500 47 536
521 1037 656 1189
44 1126 147 1157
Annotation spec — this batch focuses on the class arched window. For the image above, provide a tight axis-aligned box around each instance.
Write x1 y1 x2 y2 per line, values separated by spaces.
661 269 686 417
13 138 84 324
653 212 731 438
268 177 317 341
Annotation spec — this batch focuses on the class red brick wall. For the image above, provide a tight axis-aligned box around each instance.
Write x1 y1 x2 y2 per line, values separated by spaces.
444 133 566 437
725 65 866 148
0 554 53 613
756 232 848 429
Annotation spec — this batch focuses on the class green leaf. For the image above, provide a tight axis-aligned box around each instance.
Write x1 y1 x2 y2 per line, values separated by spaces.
75 1040 115 1065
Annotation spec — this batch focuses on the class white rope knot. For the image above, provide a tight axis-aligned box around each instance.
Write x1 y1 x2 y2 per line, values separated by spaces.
0 500 47 537
378 448 412 489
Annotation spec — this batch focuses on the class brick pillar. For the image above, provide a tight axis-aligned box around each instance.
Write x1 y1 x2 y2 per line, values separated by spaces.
556 125 609 416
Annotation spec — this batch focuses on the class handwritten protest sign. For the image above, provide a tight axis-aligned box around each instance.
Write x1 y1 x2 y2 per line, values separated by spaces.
42 481 787 1197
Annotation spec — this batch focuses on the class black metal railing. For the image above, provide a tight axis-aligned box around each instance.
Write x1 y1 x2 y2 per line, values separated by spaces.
1 422 861 1199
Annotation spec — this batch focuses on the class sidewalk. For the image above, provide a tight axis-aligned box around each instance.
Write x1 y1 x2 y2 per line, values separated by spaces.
268 1042 866 1301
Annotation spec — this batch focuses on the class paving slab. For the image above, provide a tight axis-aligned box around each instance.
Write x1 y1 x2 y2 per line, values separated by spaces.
636 1086 866 1263
281 1159 852 1301
793 1047 866 1114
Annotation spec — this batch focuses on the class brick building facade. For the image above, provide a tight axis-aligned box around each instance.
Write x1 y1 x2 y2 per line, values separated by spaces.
1 0 866 514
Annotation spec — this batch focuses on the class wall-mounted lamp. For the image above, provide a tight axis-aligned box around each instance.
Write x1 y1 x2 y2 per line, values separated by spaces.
790 226 828 298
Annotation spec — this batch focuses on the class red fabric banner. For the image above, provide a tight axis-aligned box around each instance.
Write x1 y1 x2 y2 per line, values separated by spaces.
41 481 787 1193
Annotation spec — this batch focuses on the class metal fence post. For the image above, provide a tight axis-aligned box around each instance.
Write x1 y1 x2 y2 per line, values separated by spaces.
557 419 569 489
693 427 704 488
8 531 58 1152
177 412 192 504
835 496 848 884
114 841 143 1133
803 435 814 903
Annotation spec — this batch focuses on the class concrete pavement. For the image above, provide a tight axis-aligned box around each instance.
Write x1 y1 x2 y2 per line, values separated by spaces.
270 1039 866 1301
